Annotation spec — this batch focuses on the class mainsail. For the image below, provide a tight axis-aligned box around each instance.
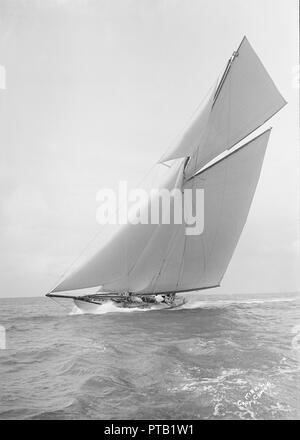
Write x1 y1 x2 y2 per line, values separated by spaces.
150 130 271 293
51 37 286 296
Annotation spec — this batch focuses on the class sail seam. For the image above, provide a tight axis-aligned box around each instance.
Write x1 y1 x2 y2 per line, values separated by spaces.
151 224 183 294
151 164 187 293
176 230 187 290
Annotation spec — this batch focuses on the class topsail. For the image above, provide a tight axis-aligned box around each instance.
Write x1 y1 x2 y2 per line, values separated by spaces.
51 37 286 296
160 37 286 176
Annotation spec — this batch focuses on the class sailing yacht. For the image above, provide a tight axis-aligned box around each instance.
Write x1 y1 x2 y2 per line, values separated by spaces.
46 37 286 312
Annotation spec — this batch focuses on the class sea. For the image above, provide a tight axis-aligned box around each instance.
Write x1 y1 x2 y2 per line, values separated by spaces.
0 291 299 420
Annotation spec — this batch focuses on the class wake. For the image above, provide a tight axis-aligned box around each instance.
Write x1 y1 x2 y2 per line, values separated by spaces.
179 296 299 310
69 295 299 315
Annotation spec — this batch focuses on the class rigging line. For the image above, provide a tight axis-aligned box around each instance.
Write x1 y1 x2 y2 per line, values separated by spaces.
48 225 110 293
183 71 221 181
183 47 236 179
175 215 189 290
213 57 232 105
208 147 229 267
175 132 211 289
200 230 207 284
161 162 171 168
145 162 185 292
151 223 183 294
177 115 208 286
205 73 231 268
105 159 174 284
125 211 129 292
126 226 158 277
212 46 239 108
176 163 198 290
228 64 232 156
126 159 186 278
149 164 187 293
174 169 190 291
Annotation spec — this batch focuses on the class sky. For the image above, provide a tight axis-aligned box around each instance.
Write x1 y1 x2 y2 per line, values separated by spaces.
0 0 299 298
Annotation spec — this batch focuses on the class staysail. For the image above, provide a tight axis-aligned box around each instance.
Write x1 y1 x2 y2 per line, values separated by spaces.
50 37 285 296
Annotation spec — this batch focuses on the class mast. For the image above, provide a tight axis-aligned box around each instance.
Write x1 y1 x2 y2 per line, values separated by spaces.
213 50 239 107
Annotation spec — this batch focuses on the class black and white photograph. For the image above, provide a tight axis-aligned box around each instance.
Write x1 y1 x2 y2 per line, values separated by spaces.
0 0 299 423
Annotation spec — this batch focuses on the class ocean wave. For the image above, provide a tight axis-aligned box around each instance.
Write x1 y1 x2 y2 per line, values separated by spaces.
0 343 69 370
179 297 300 310
56 295 300 316
3 313 61 325
175 338 218 355
1 294 299 420
25 400 78 420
